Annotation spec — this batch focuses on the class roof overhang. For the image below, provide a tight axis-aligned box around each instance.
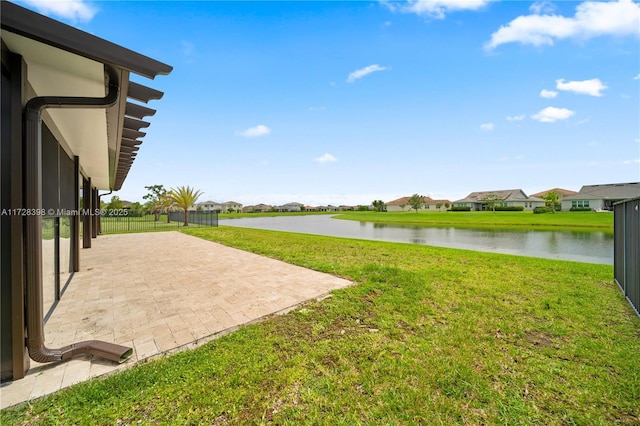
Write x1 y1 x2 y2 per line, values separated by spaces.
1 1 172 190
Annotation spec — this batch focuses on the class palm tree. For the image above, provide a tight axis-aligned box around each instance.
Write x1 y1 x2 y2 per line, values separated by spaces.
168 186 203 226
541 191 560 213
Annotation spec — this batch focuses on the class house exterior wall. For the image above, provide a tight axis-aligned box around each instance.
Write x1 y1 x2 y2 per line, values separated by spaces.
507 200 545 210
222 202 242 213
387 205 409 212
1 3 171 381
1 51 87 380
561 198 603 211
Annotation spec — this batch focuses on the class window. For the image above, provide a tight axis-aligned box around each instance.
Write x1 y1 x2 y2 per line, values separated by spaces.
572 200 590 208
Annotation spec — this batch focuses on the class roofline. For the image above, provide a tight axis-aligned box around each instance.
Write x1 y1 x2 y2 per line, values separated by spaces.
1 1 172 79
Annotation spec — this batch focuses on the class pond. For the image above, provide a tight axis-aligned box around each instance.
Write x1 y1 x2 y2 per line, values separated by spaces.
219 215 613 265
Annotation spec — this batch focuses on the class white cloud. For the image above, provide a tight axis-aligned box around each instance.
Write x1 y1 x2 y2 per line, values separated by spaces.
21 0 97 22
633 73 640 80
485 0 640 50
506 114 525 121
540 89 558 98
623 159 640 164
236 125 271 138
529 1 556 15
383 0 491 20
531 106 575 123
347 64 388 83
480 123 495 131
556 78 607 96
314 153 337 164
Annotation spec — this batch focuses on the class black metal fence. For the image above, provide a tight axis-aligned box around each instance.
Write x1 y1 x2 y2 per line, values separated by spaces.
100 211 218 234
169 210 218 226
614 197 639 317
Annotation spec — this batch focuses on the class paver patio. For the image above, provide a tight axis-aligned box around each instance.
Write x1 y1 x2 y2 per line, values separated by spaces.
0 231 352 409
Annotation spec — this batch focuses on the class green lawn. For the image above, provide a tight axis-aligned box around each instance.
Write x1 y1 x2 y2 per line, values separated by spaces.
336 210 614 232
2 227 637 425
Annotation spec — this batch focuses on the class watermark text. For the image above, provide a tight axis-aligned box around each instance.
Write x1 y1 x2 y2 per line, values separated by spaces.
1 208 129 217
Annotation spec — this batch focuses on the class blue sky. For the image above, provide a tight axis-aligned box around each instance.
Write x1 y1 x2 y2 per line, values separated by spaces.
19 0 640 205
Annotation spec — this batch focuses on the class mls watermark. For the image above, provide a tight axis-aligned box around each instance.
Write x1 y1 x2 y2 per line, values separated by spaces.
1 208 129 217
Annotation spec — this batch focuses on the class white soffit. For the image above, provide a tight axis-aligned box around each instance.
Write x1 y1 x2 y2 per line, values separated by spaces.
2 31 112 188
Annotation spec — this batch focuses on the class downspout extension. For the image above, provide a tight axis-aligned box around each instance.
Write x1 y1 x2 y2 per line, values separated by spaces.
24 64 132 364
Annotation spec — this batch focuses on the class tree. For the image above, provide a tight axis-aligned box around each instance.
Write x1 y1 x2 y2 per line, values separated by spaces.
105 195 123 212
372 200 386 212
143 185 168 221
481 194 502 213
541 191 560 213
168 186 203 226
399 202 407 212
128 202 144 217
408 194 424 213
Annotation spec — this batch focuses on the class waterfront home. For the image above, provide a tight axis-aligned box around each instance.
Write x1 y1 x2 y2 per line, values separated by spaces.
562 182 640 211
454 189 545 211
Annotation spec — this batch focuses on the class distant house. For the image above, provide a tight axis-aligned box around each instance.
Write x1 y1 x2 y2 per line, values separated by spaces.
562 182 640 211
386 196 451 212
454 189 544 211
316 205 339 212
530 188 577 211
530 188 578 199
425 199 452 211
278 202 304 212
197 200 243 213
222 201 243 213
242 203 272 213
197 201 223 212
386 196 413 212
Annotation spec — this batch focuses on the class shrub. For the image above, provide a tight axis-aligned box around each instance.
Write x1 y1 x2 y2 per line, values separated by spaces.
450 206 471 211
494 206 524 211
533 206 552 214
570 207 592 212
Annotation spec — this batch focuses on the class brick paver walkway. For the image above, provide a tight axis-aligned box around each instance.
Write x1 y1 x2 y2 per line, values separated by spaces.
0 231 351 409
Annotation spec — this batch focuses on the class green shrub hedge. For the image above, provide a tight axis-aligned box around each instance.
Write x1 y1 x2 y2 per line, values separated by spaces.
570 207 592 212
533 206 552 214
494 206 524 211
450 206 471 211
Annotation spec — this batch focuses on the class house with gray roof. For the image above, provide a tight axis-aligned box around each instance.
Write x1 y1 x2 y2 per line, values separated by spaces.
562 182 640 211
278 202 304 212
387 196 451 212
454 189 544 211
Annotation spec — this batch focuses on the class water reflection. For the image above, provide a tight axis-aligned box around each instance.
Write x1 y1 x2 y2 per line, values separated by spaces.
59 217 72 288
42 218 56 317
220 215 613 264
